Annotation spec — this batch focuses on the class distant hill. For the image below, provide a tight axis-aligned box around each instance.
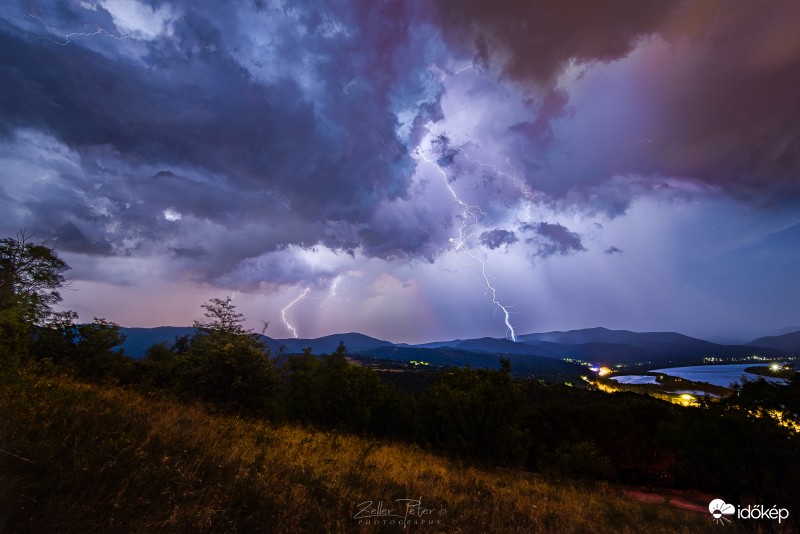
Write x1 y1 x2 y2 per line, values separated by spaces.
265 332 393 355
450 337 556 355
748 331 800 353
119 326 196 358
424 327 788 366
120 328 392 359
517 327 715 348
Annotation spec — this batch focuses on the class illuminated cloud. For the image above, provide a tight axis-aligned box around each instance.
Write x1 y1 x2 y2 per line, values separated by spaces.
163 208 182 222
98 0 178 40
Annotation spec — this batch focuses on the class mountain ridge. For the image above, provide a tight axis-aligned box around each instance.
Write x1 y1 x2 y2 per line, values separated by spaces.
118 326 793 373
747 331 800 353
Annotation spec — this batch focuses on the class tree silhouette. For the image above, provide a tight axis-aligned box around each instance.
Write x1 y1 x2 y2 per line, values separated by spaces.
0 231 70 363
0 231 69 324
181 297 279 415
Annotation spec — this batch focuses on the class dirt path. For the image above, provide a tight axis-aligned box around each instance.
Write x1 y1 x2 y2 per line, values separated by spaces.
622 487 714 514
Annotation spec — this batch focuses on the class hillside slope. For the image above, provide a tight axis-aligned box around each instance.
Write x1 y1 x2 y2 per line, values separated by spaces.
0 371 717 533
748 331 800 353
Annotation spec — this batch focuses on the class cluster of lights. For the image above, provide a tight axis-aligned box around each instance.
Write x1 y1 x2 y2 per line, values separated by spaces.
590 366 612 377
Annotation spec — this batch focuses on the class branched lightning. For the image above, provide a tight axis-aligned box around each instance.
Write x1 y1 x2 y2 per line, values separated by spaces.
462 152 542 223
462 153 536 202
320 275 348 308
25 14 131 46
281 287 309 339
417 149 517 341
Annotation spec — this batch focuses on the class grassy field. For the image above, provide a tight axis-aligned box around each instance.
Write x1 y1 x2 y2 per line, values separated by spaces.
0 369 730 533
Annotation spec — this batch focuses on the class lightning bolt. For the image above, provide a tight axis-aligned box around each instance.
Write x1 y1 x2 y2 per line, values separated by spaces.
462 153 536 202
462 248 517 342
417 148 517 342
430 62 481 84
320 275 348 308
281 287 309 339
461 152 543 223
622 138 654 149
25 14 131 46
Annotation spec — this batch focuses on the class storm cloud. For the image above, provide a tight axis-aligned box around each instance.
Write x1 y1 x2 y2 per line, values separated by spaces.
479 229 517 250
433 0 800 206
1 1 798 342
523 222 585 258
0 0 440 275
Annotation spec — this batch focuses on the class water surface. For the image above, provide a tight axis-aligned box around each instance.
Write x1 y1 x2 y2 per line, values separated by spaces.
651 363 788 388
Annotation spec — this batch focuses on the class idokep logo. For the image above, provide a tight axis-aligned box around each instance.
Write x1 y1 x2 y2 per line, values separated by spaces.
709 499 735 525
709 498 790 526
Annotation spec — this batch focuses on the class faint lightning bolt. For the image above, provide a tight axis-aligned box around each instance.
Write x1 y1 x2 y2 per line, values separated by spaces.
430 62 480 84
25 14 131 46
622 138 654 149
320 275 348 308
417 148 517 341
463 153 536 201
462 152 541 222
281 287 309 339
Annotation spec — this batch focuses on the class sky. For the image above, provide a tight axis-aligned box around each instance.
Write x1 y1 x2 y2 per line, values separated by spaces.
1 0 799 344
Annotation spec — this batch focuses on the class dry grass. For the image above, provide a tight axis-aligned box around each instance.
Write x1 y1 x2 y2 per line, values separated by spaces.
0 370 730 533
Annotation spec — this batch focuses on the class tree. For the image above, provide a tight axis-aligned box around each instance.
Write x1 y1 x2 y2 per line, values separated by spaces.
0 232 70 362
32 316 129 380
283 342 388 432
0 231 69 324
181 297 279 415
419 363 530 465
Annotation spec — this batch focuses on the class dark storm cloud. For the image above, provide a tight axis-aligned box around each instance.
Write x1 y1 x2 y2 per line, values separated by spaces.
0 16 403 221
634 4 800 200
479 229 516 249
53 221 113 255
431 133 459 168
0 0 445 283
605 246 623 255
523 222 585 258
434 0 800 205
432 0 673 85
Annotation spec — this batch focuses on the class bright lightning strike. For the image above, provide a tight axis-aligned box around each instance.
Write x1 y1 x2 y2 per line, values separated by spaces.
417 148 517 342
281 287 309 339
25 14 131 46
418 151 485 250
463 249 517 342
